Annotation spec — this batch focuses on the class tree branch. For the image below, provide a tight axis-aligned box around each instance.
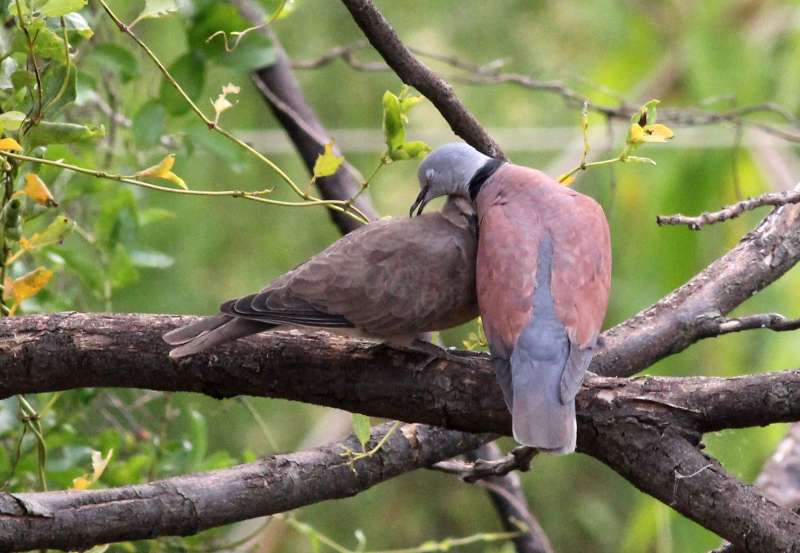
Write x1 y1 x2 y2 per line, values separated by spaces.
3 313 800 550
461 444 552 553
232 0 378 233
594 192 800 377
657 185 800 229
338 0 505 159
0 422 487 552
580 425 800 553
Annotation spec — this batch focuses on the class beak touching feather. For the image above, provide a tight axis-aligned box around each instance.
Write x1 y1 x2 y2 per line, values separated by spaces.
409 187 430 217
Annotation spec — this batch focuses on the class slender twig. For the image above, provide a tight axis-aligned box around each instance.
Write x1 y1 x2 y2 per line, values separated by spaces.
94 0 366 225
696 312 800 337
657 185 800 229
0 151 366 217
432 446 537 483
293 42 800 144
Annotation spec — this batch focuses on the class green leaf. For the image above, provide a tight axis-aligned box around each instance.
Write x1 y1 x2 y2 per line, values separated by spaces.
38 0 87 17
63 12 93 39
132 100 165 148
85 43 139 83
313 142 344 178
352 413 371 449
40 62 77 115
0 110 25 132
396 140 430 160
133 0 178 24
109 244 139 289
26 121 105 147
12 22 66 60
159 52 205 116
382 90 405 153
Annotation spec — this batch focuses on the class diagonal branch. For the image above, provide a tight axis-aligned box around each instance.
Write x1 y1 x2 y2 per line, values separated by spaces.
581 424 800 553
338 0 505 159
594 192 800 377
0 422 487 552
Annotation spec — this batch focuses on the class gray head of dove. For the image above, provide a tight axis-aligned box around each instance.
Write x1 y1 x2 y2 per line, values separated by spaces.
410 143 495 216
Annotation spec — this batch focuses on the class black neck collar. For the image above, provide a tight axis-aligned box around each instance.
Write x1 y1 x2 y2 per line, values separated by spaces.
468 158 504 200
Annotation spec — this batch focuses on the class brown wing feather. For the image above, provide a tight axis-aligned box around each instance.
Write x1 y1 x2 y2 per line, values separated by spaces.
252 202 478 337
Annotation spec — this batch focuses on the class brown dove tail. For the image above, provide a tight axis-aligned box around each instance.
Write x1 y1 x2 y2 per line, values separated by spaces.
167 317 274 359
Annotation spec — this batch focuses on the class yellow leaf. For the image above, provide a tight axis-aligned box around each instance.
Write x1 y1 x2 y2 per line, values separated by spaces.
0 137 22 152
72 449 113 491
72 476 92 490
313 141 344 178
645 123 674 141
20 216 75 252
629 123 674 145
136 154 188 190
24 174 58 207
629 124 646 144
11 266 53 303
137 154 175 177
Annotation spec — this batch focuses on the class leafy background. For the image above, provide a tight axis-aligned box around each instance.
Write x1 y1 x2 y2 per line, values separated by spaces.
2 0 800 551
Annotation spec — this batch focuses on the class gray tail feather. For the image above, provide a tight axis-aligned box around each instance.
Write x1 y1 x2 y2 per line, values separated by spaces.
166 316 274 359
508 330 575 454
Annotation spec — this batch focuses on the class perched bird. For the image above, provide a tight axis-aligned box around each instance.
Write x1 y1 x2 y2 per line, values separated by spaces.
411 143 612 453
164 197 478 359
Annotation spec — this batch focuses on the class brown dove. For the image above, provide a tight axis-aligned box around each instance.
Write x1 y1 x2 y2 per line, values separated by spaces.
164 197 478 359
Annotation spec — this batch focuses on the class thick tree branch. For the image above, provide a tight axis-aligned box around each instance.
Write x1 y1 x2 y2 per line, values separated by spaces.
0 422 486 552
594 195 800 377
3 313 800 435
338 0 505 159
3 314 800 550
657 185 800 229
713 423 800 552
580 425 800 553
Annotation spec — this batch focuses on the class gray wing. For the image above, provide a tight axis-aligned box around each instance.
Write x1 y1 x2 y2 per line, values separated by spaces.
559 342 594 404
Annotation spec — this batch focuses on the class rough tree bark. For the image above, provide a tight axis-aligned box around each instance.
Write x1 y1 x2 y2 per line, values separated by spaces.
0 422 485 552
228 4 544 547
2 313 800 550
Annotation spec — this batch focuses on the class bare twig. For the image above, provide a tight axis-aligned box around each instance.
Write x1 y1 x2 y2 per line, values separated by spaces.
432 446 537 483
293 42 800 144
463 444 552 553
657 185 800 228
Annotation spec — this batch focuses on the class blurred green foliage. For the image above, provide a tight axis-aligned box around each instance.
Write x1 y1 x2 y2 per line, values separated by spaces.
1 0 799 552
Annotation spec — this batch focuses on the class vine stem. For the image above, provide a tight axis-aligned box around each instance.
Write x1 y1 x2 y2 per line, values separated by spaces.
94 0 366 225
0 151 368 221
